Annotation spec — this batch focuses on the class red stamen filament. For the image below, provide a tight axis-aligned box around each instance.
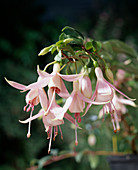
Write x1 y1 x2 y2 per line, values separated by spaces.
59 125 63 140
75 119 78 146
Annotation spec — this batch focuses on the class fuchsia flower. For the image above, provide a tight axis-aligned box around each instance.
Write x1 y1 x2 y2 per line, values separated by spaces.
99 93 137 132
5 63 83 152
25 63 84 99
112 94 137 114
93 67 135 132
20 88 78 153
80 75 92 99
61 79 107 145
5 77 48 138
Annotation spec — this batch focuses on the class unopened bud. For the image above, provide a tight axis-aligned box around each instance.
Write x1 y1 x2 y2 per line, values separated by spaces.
88 134 96 146
63 38 73 44
105 67 114 83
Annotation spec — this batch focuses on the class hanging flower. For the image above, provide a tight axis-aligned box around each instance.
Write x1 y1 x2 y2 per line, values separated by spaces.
5 77 48 138
26 63 85 99
60 80 107 145
19 88 78 153
93 67 135 132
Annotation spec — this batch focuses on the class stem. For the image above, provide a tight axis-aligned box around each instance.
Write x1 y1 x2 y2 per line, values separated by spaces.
59 62 69 72
82 45 97 64
27 150 130 170
112 136 118 153
44 61 57 71
95 52 107 68
61 50 74 62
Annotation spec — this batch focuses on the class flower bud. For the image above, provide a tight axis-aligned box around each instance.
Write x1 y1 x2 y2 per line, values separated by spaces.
63 38 73 44
105 67 114 83
88 134 96 146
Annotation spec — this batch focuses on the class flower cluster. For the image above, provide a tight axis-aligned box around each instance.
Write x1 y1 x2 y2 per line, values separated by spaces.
6 26 138 153
5 62 136 153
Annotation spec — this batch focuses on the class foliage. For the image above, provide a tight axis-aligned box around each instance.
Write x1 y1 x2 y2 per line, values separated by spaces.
1 1 138 170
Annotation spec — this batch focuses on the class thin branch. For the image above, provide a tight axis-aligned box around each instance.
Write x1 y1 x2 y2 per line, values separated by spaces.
27 150 130 170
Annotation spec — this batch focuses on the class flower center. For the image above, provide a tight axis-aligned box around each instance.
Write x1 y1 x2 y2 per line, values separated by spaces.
51 87 60 93
75 113 81 123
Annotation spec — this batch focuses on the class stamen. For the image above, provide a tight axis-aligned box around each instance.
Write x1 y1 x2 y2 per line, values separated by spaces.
102 105 105 121
55 126 58 136
48 127 53 154
105 104 109 114
47 127 51 139
27 106 34 138
27 105 31 112
75 119 78 146
111 113 116 133
75 113 81 123
51 87 60 94
59 125 63 140
24 103 28 111
53 127 56 141
55 87 60 94
78 114 81 123
111 102 120 132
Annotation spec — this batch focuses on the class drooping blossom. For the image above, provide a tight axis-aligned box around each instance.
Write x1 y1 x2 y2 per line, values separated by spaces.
79 75 93 117
61 80 108 145
99 93 137 132
92 67 135 132
99 93 137 119
25 63 85 99
20 88 78 153
5 77 48 138
80 75 92 99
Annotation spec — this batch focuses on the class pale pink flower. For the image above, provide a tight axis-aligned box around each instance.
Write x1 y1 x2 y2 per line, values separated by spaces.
93 67 135 132
79 75 93 117
5 77 48 138
61 80 107 145
80 75 92 99
25 63 84 99
92 67 134 103
19 88 78 153
112 94 137 114
99 94 137 133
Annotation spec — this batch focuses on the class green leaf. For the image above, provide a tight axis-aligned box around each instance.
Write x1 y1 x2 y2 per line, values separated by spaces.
50 45 57 54
75 50 86 56
62 26 84 40
98 51 113 60
38 45 54 56
56 40 64 46
69 38 83 45
88 155 99 169
92 40 102 52
66 65 73 75
85 42 93 50
75 152 83 163
102 41 115 56
108 40 138 59
54 50 62 61
59 32 67 40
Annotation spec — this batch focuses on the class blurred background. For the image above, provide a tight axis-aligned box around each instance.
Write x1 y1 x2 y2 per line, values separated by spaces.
0 0 138 169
